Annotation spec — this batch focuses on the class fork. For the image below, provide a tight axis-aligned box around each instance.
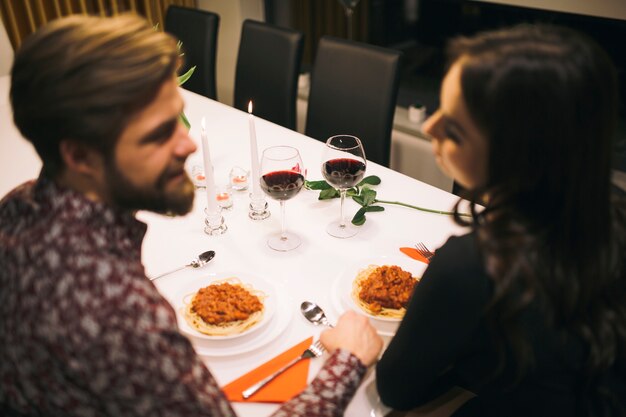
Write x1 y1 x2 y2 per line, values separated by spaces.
241 340 325 399
415 242 435 260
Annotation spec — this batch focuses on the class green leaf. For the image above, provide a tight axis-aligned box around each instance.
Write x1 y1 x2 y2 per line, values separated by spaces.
305 180 332 190
179 112 190 129
358 175 381 186
361 188 377 206
352 207 367 225
365 205 384 212
352 195 365 206
346 187 359 197
177 66 196 86
319 188 340 200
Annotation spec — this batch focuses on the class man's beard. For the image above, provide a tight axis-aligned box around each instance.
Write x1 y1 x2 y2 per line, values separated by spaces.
104 159 195 215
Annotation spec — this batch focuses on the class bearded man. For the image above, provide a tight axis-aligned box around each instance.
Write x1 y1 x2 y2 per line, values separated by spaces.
0 14 381 416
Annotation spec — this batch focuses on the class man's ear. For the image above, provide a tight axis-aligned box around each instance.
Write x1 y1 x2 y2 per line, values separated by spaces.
58 139 104 177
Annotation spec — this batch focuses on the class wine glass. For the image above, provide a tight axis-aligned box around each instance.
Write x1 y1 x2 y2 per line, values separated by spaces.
338 0 361 40
321 135 366 238
260 146 305 251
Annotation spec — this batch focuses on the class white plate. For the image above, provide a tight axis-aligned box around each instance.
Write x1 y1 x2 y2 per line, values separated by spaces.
173 272 277 341
331 254 427 336
155 270 293 357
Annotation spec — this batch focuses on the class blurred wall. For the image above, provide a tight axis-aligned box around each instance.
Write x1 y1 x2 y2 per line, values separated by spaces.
474 0 626 20
0 18 12 76
197 0 264 105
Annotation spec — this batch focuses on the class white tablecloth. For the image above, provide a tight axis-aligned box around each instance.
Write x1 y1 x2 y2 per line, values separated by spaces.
0 75 467 416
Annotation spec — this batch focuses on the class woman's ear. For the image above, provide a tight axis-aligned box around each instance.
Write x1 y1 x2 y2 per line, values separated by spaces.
58 139 104 178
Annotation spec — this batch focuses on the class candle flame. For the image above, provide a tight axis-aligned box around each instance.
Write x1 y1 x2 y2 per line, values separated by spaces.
248 101 253 114
201 116 206 131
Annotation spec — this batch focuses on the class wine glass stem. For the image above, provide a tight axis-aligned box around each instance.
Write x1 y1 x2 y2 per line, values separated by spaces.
345 9 354 40
280 200 287 241
339 189 347 228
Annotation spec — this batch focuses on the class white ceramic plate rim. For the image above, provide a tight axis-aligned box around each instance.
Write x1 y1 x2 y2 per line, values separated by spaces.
188 284 293 357
331 254 427 327
171 270 277 341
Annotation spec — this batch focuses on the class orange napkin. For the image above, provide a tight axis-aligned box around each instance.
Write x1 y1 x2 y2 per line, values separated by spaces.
399 247 430 264
222 337 313 403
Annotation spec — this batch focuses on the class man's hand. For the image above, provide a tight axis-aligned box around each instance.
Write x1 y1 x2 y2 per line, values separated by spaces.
319 310 383 366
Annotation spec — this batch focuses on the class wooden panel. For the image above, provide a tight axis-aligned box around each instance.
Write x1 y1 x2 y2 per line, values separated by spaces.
0 0 197 50
290 0 369 68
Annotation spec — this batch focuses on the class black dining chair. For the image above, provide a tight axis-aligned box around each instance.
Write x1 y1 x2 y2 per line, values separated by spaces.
305 36 402 167
165 6 219 100
234 20 304 130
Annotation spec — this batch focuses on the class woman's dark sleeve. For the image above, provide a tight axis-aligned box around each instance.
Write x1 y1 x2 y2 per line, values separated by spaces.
376 234 491 410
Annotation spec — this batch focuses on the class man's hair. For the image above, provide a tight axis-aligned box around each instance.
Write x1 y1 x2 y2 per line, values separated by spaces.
10 14 179 177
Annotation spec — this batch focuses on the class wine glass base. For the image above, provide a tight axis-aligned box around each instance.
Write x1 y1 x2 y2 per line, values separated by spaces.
326 221 359 238
267 232 301 251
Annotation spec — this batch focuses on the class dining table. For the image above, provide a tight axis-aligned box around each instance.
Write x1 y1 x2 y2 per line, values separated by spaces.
0 74 470 416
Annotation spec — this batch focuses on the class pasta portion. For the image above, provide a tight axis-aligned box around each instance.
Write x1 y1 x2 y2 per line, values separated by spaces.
183 278 265 336
352 265 419 318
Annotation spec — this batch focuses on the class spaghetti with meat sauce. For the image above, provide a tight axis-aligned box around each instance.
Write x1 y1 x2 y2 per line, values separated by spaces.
183 278 265 336
352 265 419 318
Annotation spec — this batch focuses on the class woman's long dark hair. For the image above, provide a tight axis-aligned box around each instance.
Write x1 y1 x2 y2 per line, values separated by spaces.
449 24 626 413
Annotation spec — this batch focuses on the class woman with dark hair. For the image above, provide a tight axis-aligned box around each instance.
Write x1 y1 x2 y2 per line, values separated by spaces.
376 24 626 416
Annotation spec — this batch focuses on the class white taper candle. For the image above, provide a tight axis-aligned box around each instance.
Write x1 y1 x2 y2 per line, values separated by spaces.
200 117 219 212
248 101 262 198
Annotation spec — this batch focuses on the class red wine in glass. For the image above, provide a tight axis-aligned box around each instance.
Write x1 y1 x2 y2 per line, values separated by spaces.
260 146 305 251
322 158 366 189
321 135 366 238
260 171 305 200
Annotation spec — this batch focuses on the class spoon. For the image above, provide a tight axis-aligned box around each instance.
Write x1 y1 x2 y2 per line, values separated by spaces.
301 301 334 327
150 250 216 281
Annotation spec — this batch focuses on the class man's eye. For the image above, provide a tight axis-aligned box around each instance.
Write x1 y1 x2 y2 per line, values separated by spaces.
142 120 177 144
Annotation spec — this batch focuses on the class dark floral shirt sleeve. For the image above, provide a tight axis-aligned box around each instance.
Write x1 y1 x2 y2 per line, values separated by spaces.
272 350 367 417
0 178 367 417
67 280 366 417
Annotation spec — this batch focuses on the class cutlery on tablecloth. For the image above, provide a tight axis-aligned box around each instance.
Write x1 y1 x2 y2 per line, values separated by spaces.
414 242 435 260
149 250 216 281
301 301 334 327
399 247 431 264
241 340 325 399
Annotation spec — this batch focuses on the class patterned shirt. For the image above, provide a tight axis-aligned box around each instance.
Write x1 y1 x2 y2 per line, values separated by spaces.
0 176 366 416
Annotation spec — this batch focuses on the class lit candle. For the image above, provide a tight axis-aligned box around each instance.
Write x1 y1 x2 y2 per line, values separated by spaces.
229 166 249 191
248 101 262 198
216 191 232 209
216 192 230 201
200 117 219 213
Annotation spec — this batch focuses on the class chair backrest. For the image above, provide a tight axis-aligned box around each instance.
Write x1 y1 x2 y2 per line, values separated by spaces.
234 20 304 130
305 36 402 167
165 6 219 100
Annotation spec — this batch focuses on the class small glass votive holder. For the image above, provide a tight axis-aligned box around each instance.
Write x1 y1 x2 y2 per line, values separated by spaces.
215 187 233 210
229 166 249 191
191 165 206 188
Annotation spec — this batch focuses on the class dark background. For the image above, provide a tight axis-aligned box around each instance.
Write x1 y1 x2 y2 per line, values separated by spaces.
267 0 626 171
